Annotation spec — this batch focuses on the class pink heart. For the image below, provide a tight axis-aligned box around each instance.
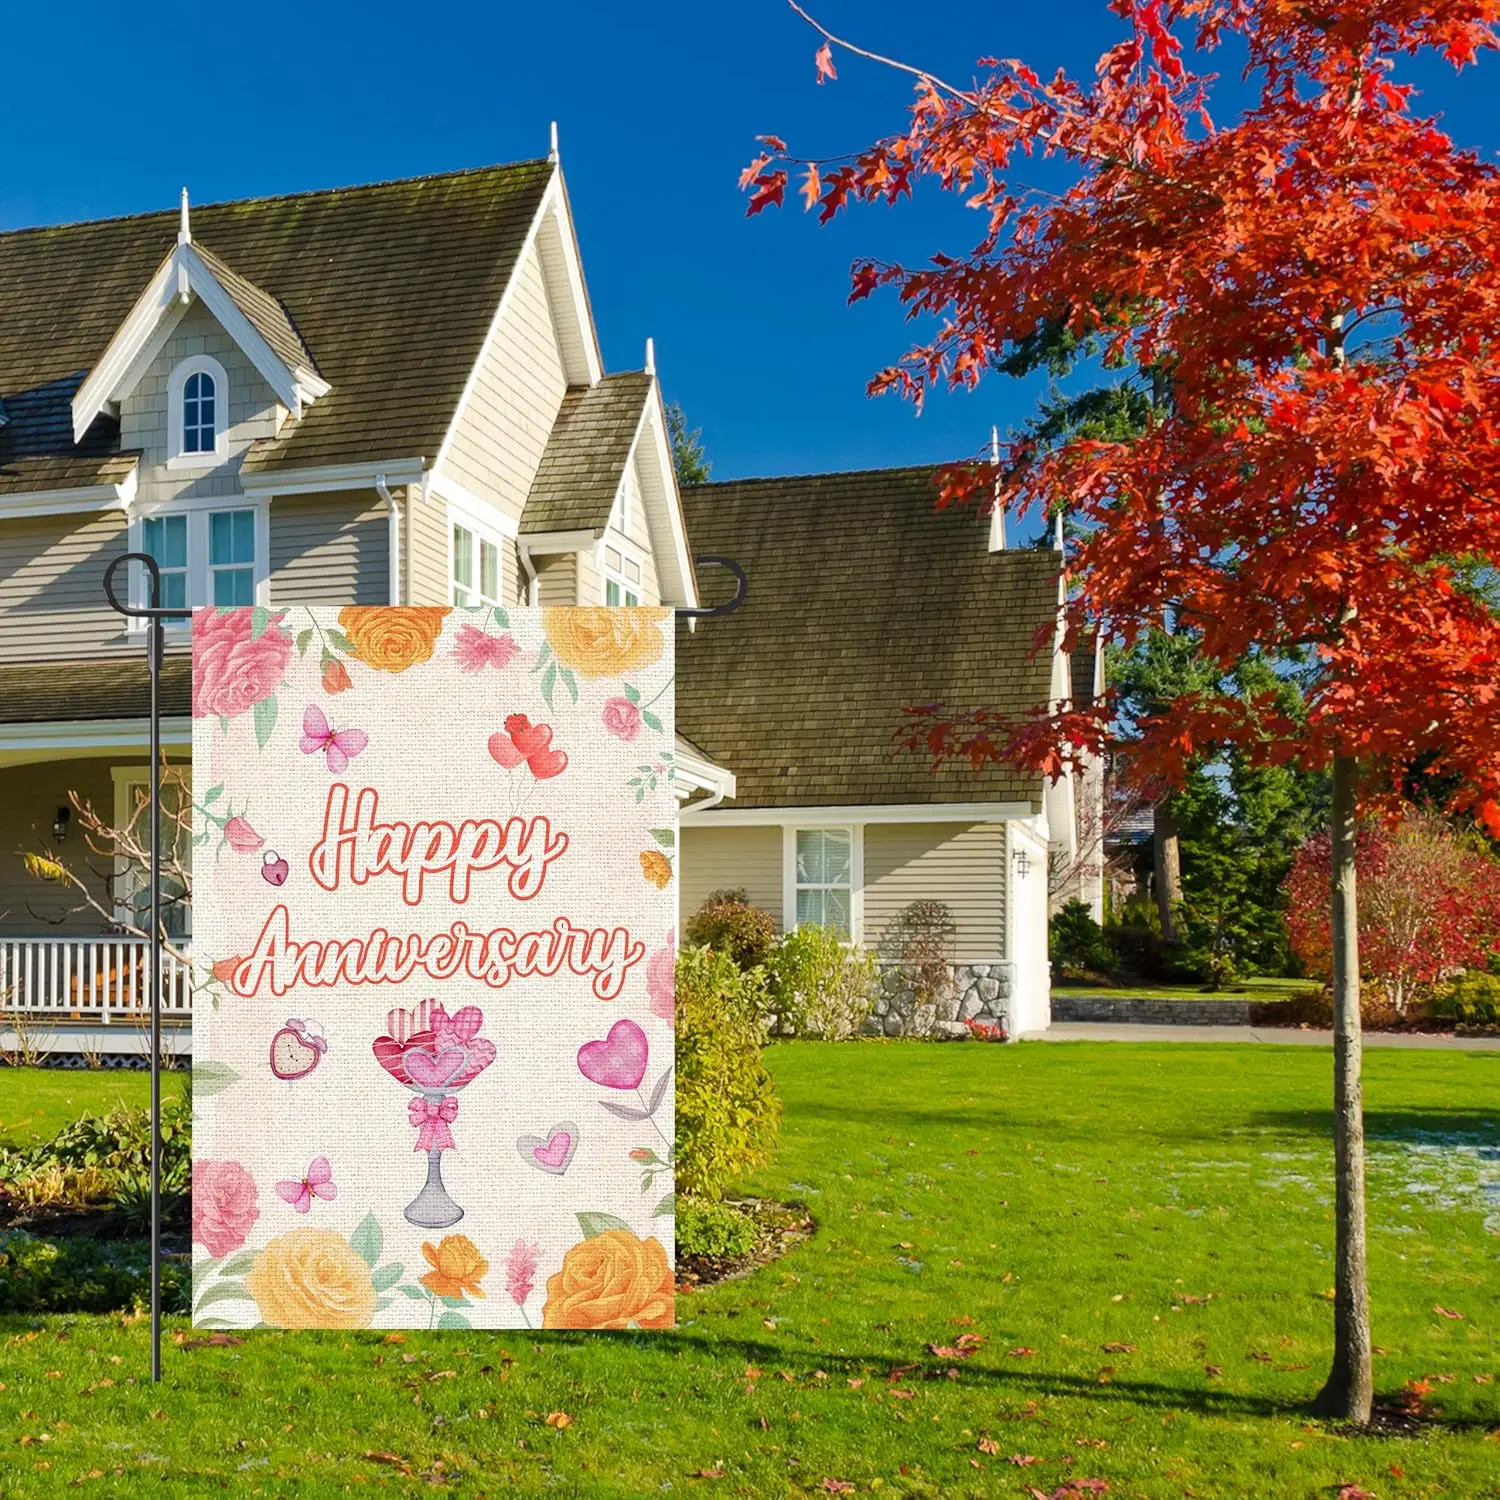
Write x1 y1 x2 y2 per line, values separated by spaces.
488 732 526 769
533 1130 572 1168
405 1046 468 1090
527 746 568 780
577 1018 648 1091
438 1005 484 1044
507 716 552 756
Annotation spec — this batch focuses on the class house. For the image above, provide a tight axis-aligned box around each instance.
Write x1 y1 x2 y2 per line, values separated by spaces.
674 467 1100 1038
0 148 1090 1049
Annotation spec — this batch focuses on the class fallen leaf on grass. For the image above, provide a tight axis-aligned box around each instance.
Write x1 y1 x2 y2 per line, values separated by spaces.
1204 1365 1223 1377
689 1468 725 1480
886 1363 918 1381
1101 1343 1135 1354
949 1314 977 1327
179 1334 244 1351
1249 1352 1272 1363
847 1378 864 1389
544 1411 573 1429
1433 1305 1464 1320
1008 1453 1040 1466
977 1436 999 1455
1473 1374 1493 1385
1008 1346 1038 1358
362 1451 412 1473
821 1481 855 1495
1335 1487 1375 1500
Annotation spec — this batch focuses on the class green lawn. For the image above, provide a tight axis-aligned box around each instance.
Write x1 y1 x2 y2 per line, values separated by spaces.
2 1043 1498 1497
1054 976 1319 1003
0 1066 188 1152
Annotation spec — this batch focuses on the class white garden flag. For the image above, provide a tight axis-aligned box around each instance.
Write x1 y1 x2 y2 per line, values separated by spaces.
190 605 676 1331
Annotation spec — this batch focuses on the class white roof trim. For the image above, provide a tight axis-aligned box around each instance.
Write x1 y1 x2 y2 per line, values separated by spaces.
433 169 601 481
0 715 192 755
430 470 520 540
679 801 1036 826
239 457 426 497
71 243 324 443
674 746 736 800
521 527 605 553
0 466 138 520
632 380 698 609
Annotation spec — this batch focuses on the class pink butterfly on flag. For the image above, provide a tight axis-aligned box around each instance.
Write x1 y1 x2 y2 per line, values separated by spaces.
301 704 368 773
275 1156 337 1215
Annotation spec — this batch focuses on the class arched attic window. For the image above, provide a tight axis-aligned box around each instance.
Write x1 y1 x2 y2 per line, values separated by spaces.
167 354 229 466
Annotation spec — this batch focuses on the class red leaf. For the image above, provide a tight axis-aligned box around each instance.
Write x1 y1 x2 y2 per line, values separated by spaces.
815 41 837 85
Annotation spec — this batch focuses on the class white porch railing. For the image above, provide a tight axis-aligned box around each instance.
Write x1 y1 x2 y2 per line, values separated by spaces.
0 936 193 1022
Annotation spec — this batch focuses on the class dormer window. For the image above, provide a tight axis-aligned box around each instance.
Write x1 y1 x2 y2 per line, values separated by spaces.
167 354 229 467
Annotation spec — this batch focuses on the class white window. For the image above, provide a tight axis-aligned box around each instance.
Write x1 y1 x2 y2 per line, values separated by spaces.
452 522 502 606
167 354 230 467
134 502 267 616
794 828 854 939
603 544 642 607
111 767 192 940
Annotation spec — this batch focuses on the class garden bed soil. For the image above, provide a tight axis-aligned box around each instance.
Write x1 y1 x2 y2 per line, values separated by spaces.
675 1196 813 1292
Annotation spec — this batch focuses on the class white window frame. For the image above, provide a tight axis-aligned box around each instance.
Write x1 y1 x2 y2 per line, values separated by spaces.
449 516 505 607
127 496 270 627
601 541 644 607
111 765 193 939
783 824 863 944
166 354 230 469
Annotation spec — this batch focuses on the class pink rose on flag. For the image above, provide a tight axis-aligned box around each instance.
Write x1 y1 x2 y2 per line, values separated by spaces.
646 932 675 1025
223 815 263 853
602 696 642 741
192 608 292 720
192 1159 260 1257
452 624 520 673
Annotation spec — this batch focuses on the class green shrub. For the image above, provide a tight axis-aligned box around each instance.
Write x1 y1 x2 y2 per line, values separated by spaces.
684 888 777 969
675 945 780 1199
0 1230 189 1315
766 925 878 1039
1429 970 1500 1028
677 1196 758 1260
2 1093 192 1179
1049 899 1115 979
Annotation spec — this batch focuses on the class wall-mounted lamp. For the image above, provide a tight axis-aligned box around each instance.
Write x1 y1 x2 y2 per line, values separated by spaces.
52 806 71 843
1012 846 1031 879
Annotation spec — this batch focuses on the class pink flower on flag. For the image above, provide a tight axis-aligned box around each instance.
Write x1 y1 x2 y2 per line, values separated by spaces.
506 1239 541 1306
223 815 263 853
452 624 521 673
602 696 643 741
646 931 675 1025
192 608 292 720
192 1159 260 1257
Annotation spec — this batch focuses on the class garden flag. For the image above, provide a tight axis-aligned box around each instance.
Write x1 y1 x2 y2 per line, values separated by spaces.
190 605 677 1331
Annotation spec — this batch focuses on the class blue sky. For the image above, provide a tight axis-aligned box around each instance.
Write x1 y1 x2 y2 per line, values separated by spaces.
4 2 1495 485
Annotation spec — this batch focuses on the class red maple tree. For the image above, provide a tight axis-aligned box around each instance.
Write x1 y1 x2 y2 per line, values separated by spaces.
748 0 1500 1421
1285 811 1500 1014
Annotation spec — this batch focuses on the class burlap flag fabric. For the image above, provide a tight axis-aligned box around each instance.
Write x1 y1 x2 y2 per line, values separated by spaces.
189 605 676 1331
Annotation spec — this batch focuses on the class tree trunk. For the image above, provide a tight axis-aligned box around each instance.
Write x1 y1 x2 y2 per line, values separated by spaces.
1153 800 1183 944
1314 752 1374 1422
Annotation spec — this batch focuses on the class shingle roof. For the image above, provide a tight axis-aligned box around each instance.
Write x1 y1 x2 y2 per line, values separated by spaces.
521 372 652 534
0 659 191 724
0 161 554 494
676 466 1061 810
193 244 321 382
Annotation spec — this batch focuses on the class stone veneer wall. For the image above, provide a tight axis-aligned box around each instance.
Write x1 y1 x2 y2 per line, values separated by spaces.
861 962 1014 1040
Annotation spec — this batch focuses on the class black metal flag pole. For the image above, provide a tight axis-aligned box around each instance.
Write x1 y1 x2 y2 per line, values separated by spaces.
103 553 192 1385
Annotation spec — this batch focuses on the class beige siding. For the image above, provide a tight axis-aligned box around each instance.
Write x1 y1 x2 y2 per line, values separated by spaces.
406 486 449 605
601 458 661 605
119 299 281 508
0 759 125 932
679 825 784 935
0 511 131 664
863 823 1007 962
577 547 602 607
443 247 567 523
533 551 577 605
269 491 388 606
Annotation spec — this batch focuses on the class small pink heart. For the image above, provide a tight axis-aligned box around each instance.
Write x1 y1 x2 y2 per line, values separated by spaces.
405 1046 468 1090
534 1131 572 1168
262 852 289 886
438 1005 484 1044
527 746 568 780
577 1018 648 1091
488 732 526 770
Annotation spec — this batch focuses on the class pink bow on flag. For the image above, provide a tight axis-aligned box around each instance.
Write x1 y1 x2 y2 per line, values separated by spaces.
409 1095 459 1154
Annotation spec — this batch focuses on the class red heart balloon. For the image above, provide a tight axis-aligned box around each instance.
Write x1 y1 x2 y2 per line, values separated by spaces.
487 731 527 769
527 746 569 780
507 716 553 758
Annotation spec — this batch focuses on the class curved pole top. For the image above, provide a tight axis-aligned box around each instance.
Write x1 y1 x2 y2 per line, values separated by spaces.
103 552 194 621
677 555 747 620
